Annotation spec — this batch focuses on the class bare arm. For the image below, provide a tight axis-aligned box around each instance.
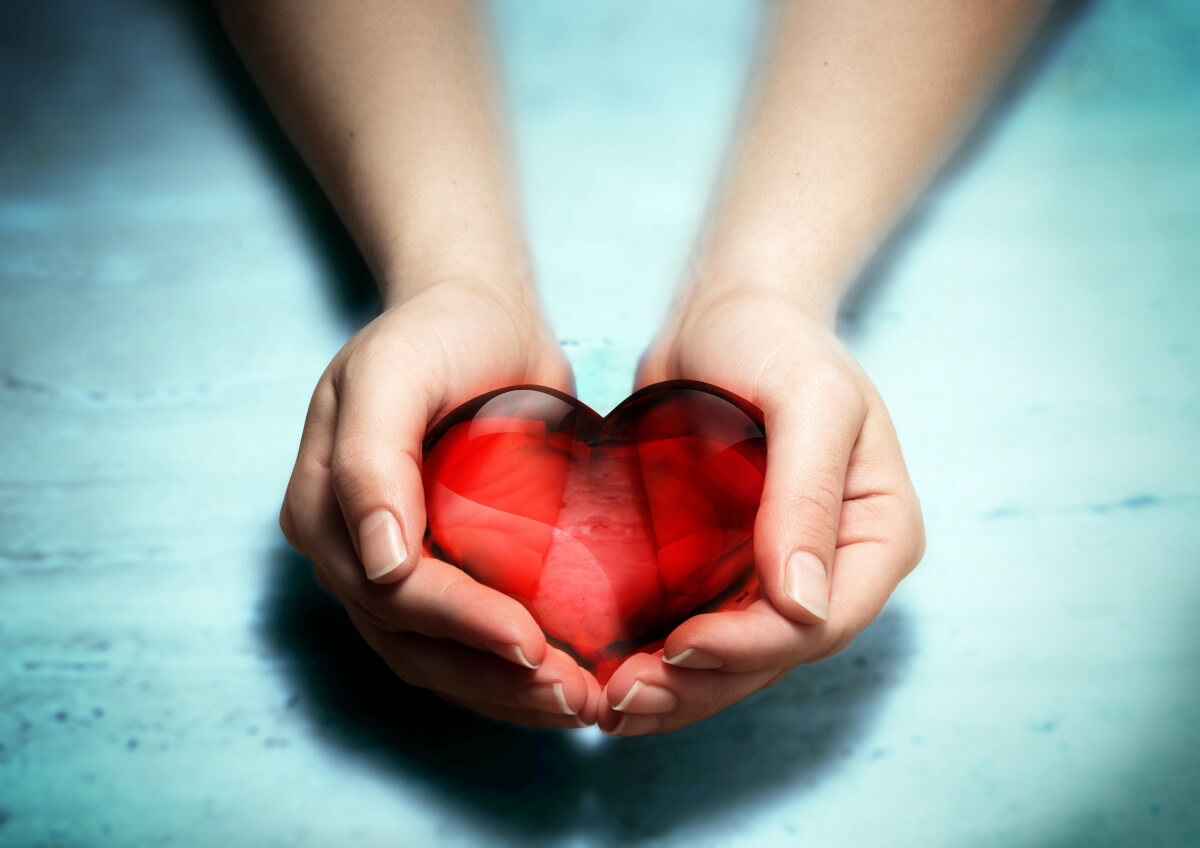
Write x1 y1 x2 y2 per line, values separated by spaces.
686 0 1049 323
609 1 1049 735
217 1 599 728
214 0 532 304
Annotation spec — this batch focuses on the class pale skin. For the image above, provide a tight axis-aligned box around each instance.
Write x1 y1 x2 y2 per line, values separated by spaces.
216 0 1047 734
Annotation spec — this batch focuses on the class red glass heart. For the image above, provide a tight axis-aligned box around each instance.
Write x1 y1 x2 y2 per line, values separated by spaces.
421 380 767 682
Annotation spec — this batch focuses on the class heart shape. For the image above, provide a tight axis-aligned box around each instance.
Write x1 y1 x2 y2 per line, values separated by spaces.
421 380 767 682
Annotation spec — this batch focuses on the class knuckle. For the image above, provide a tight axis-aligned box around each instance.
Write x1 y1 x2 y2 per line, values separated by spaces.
795 361 866 419
694 681 733 718
278 487 319 557
278 497 300 547
337 344 387 393
310 562 335 596
894 492 927 571
907 525 927 573
800 359 844 392
763 668 791 689
772 638 804 672
832 625 863 656
776 630 813 670
809 626 860 664
349 592 396 632
784 484 842 537
307 370 337 416
406 570 463 637
339 336 423 394
908 500 928 567
329 443 381 504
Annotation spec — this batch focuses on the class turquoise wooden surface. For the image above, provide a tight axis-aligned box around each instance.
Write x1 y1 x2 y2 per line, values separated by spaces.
2 2 1198 846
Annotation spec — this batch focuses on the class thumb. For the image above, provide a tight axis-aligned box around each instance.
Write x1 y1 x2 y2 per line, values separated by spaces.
754 398 861 623
330 370 431 585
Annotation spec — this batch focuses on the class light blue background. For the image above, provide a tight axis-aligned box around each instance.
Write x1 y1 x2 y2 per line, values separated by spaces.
1 2 1198 846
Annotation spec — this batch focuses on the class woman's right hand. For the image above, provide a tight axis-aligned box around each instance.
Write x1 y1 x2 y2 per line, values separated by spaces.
279 279 602 728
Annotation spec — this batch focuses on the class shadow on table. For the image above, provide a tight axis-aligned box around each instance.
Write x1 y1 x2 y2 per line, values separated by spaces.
183 2 380 323
257 547 915 843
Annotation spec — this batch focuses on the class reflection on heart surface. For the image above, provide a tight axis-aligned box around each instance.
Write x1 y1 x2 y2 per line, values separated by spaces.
422 381 767 682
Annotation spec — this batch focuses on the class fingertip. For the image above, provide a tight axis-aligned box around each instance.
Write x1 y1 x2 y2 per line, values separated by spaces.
611 680 643 712
559 665 590 717
521 647 590 718
360 509 410 582
770 550 830 624
485 640 542 670
579 668 602 726
661 610 743 667
600 653 660 708
597 698 621 734
497 615 550 670
662 647 725 670
522 631 549 668
367 554 417 585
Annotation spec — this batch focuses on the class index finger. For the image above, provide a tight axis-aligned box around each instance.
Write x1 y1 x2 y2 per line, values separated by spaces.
662 523 916 673
284 444 550 670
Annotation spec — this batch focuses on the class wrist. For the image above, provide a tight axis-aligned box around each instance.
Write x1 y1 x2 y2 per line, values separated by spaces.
677 259 843 331
683 227 865 330
377 248 538 314
379 272 550 340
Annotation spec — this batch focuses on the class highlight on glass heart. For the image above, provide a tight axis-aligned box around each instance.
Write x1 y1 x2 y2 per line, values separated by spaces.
421 380 768 683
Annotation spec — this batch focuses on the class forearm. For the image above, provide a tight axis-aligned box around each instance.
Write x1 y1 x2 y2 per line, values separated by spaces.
214 0 532 307
686 0 1049 324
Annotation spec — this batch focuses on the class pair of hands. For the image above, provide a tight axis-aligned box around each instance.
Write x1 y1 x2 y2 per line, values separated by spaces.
279 278 925 735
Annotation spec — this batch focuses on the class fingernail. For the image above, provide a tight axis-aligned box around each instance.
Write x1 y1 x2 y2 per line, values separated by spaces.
663 648 724 670
486 642 540 669
784 550 830 620
359 510 407 581
612 680 678 714
518 682 578 715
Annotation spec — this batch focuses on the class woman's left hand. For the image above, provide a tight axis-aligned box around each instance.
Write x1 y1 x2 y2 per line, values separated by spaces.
598 287 925 735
